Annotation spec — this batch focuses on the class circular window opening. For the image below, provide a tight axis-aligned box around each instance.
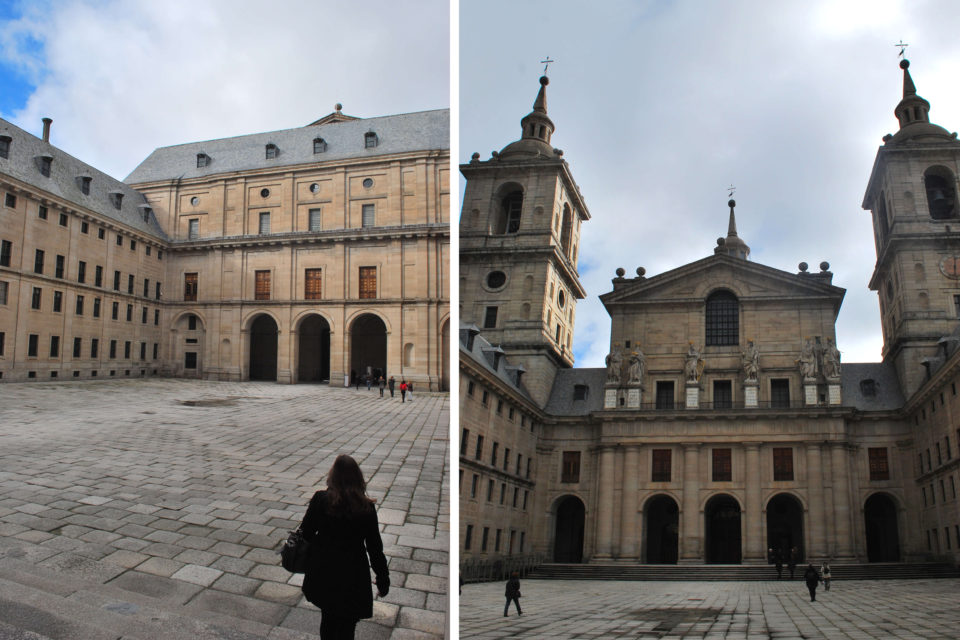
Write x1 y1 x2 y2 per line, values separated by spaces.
558 290 566 308
190 196 199 206
260 188 270 198
362 178 374 188
486 271 507 289
310 183 320 194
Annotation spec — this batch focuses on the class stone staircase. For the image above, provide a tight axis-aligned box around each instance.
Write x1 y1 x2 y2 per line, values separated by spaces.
529 562 960 581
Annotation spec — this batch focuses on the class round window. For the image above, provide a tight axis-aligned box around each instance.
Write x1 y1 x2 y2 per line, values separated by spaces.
260 188 270 198
190 196 199 206
486 271 507 289
362 178 374 188
310 183 320 194
558 290 566 308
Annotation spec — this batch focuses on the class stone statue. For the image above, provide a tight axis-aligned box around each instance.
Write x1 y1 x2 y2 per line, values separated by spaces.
798 338 816 379
684 343 703 382
627 348 645 385
823 338 841 379
742 339 759 381
605 346 623 384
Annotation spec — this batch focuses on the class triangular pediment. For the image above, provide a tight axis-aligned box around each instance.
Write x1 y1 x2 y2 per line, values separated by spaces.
600 254 845 310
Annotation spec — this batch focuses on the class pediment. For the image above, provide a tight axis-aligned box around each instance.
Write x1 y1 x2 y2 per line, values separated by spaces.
600 255 845 308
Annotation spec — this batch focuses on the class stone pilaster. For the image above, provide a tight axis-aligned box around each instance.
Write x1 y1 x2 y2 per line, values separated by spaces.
830 443 854 559
594 446 616 559
743 442 764 563
806 443 826 558
619 445 640 559
680 443 701 563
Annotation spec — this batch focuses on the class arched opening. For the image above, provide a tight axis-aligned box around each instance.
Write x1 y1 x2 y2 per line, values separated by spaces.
864 493 900 562
350 314 387 383
705 290 739 346
553 495 585 563
249 314 278 381
440 319 450 392
297 315 330 382
643 495 679 564
494 188 523 234
705 494 741 563
924 166 957 219
560 204 573 258
766 493 804 563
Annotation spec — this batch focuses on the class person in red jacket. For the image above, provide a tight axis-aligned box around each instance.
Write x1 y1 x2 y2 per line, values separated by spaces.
400 380 408 403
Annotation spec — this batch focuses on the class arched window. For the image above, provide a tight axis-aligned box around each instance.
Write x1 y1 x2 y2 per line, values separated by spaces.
924 166 957 220
560 204 573 257
496 190 523 234
706 290 739 346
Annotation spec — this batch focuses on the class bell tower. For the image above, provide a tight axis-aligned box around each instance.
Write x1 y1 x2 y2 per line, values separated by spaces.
460 74 590 406
862 57 960 398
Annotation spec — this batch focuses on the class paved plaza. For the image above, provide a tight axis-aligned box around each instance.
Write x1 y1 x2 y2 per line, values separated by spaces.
0 379 449 640
460 577 960 639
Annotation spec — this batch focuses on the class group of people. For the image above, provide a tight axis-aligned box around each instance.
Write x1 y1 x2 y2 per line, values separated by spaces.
351 371 415 402
771 547 832 602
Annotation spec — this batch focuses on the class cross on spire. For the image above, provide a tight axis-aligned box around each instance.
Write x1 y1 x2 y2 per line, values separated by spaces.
727 184 736 198
540 57 555 75
895 40 909 58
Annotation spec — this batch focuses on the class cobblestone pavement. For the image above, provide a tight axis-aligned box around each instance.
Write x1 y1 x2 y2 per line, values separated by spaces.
0 379 449 640
460 578 960 639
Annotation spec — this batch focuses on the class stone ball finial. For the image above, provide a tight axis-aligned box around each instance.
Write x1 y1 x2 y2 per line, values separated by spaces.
616 267 626 277
820 261 830 271
900 59 910 70
636 267 646 277
883 133 894 142
717 237 725 246
553 148 563 156
335 103 343 111
728 199 736 208
540 76 549 86
471 152 480 161
799 262 809 272
491 150 499 159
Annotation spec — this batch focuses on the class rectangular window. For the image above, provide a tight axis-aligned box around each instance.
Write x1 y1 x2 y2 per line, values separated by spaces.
481 527 489 552
771 379 790 408
254 270 271 300
652 449 672 482
49 335 59 358
2 193 15 209
561 451 580 483
98 228 105 240
32 287 42 310
0 280 6 305
258 212 270 234
116 234 123 246
126 304 132 322
361 203 375 227
713 448 732 482
475 435 484 460
503 447 510 471
129 239 136 250
127 274 134 294
73 337 82 358
141 306 147 324
55 254 64 278
81 221 88 234
113 270 120 291
486 479 494 502
124 341 131 359
0 138 8 159
936 443 942 466
460 429 469 456
495 528 502 551
483 306 498 329
470 474 478 498
93 298 100 317
499 485 505 505
305 268 322 300
109 340 117 358
37 204 46 218
140 342 146 360
27 334 38 357
155 282 161 300
358 266 376 299
184 272 198 301
58 213 67 227
308 208 322 231
0 240 10 267
773 447 794 481
111 301 119 320
153 343 158 359
0 332 5 356
95 265 103 287
90 338 98 358
34 249 44 274
143 279 150 297
955 294 960 318
655 381 675 409
188 218 199 240
75 295 84 315
154 309 159 325
464 524 473 550
184 352 196 369
713 380 732 409
491 442 499 467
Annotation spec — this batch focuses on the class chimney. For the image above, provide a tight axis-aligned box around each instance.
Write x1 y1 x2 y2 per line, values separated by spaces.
42 118 52 143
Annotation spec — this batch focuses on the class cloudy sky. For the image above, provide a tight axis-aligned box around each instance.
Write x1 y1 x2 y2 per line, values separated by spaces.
460 0 960 369
0 0 449 180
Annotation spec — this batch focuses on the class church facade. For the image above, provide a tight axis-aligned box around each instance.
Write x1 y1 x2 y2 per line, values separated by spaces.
459 61 960 567
0 108 450 389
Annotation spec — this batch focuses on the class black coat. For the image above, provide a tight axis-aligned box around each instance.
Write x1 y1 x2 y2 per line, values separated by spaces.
505 576 521 598
804 566 820 586
299 490 390 620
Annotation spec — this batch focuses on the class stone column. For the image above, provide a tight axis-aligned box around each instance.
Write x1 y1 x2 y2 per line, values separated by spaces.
595 446 616 559
830 443 854 559
743 442 764 563
619 445 641 559
680 443 701 563
806 443 826 558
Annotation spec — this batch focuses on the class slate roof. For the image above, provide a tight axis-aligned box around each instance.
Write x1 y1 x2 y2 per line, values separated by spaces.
459 324 535 404
0 118 166 240
125 109 449 184
544 367 607 416
841 361 905 411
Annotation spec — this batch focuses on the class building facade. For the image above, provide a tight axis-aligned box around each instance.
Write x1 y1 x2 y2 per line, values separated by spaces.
459 62 960 568
1 108 450 389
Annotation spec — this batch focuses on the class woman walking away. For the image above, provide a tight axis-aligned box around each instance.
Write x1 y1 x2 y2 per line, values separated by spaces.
299 455 390 639
820 561 831 591
378 376 385 398
803 563 819 602
504 571 522 616
400 380 407 403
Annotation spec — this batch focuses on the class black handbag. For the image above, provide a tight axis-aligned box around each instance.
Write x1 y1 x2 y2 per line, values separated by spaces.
280 528 311 573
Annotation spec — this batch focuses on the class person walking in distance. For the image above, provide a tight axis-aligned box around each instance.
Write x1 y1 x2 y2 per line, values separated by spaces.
406 380 414 402
788 547 798 579
378 376 385 398
803 563 820 602
820 561 831 591
504 571 522 617
400 380 407 403
388 376 396 398
297 454 390 639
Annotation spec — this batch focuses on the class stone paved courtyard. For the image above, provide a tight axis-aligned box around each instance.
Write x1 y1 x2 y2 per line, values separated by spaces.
460 577 960 639
0 379 449 640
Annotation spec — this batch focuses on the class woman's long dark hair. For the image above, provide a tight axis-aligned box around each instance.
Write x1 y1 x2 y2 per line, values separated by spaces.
326 454 374 514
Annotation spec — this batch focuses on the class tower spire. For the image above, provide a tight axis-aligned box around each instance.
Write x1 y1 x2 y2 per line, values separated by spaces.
715 197 750 259
498 73 557 159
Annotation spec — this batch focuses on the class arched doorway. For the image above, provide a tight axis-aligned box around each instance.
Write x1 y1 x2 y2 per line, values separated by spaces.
767 493 804 563
553 496 585 563
249 314 278 381
644 495 678 564
864 493 900 562
350 314 387 382
297 315 330 382
705 494 741 563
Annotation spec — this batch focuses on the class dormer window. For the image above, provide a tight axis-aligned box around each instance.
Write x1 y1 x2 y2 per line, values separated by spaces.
860 379 877 397
196 153 210 168
265 143 278 159
573 384 589 401
139 205 153 223
313 138 327 153
77 176 92 195
38 155 52 177
0 135 10 159
109 191 123 210
364 132 378 148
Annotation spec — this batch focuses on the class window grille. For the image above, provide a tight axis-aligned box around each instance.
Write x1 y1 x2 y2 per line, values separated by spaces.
706 290 739 345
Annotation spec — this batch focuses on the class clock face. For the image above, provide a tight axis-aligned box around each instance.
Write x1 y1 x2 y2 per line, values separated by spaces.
940 256 960 279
